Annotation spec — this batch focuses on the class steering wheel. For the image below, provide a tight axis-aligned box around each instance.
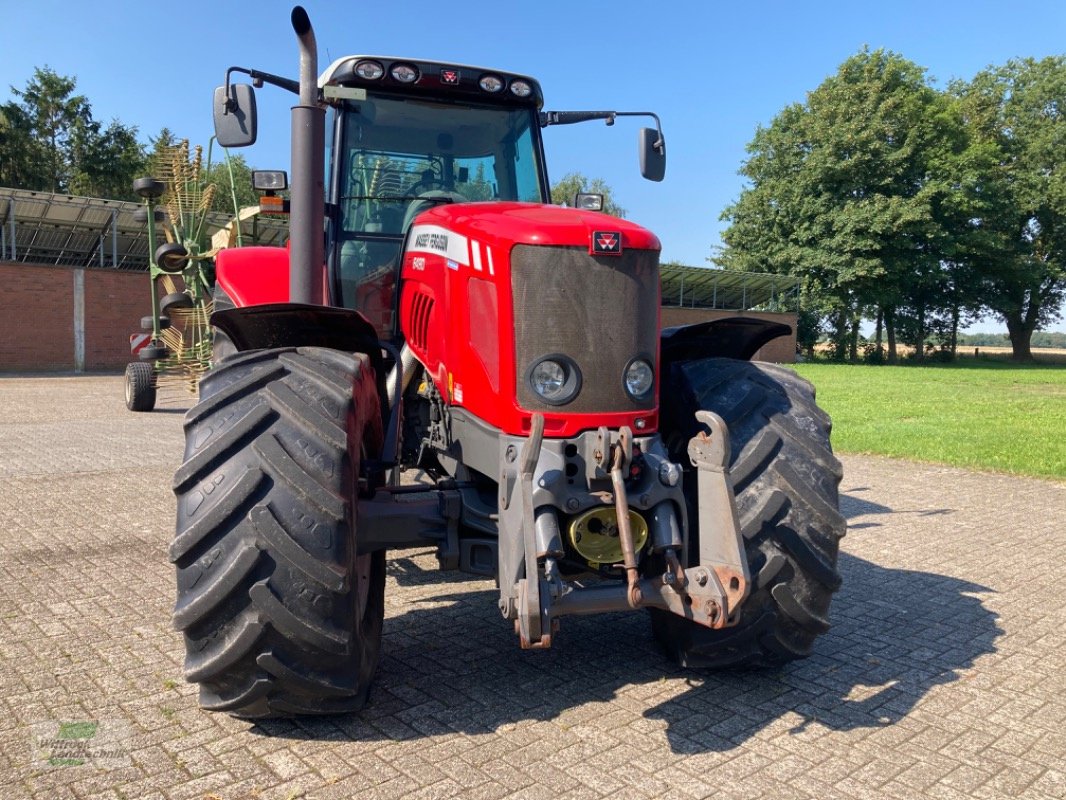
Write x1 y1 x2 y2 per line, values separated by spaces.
410 169 445 196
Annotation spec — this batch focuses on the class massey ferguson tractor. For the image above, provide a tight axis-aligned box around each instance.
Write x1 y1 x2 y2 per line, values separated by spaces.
171 7 845 717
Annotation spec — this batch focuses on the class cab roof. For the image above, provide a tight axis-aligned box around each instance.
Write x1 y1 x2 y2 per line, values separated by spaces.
320 56 544 108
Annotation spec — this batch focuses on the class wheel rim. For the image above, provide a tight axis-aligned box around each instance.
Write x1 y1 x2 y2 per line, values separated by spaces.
125 374 133 405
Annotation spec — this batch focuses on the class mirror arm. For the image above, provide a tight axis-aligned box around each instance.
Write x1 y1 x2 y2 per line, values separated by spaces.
540 110 664 154
223 66 301 114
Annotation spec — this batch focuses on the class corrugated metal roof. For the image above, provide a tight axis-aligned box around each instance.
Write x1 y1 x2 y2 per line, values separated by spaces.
660 263 801 312
0 187 289 270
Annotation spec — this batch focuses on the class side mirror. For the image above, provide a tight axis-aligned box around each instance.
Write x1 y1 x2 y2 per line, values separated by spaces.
213 84 258 148
639 127 666 182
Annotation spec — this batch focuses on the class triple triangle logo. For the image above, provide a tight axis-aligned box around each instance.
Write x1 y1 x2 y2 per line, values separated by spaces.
591 231 622 255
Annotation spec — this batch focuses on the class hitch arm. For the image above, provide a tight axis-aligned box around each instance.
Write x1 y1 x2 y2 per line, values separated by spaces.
686 410 750 617
516 413 550 648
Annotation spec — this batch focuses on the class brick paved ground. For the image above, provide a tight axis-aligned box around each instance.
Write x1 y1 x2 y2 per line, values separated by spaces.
0 375 1064 800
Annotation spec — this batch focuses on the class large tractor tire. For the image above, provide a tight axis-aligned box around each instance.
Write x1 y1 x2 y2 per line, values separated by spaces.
652 358 845 666
170 346 385 717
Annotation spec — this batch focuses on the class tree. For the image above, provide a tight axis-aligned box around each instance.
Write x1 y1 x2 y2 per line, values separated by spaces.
201 152 260 214
0 101 39 188
70 119 147 199
717 49 967 362
550 172 626 217
3 66 146 199
10 67 93 192
953 58 1066 361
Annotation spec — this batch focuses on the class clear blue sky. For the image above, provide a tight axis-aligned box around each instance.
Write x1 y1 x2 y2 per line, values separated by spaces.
3 0 1065 330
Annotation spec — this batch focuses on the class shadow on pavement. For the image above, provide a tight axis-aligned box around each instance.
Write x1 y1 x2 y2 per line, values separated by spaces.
250 551 1000 753
842 489 954 529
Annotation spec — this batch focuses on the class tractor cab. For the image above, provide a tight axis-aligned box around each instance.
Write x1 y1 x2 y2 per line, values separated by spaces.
321 58 551 335
213 50 664 339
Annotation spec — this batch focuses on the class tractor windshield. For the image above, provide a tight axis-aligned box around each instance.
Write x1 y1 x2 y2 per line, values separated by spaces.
332 94 545 332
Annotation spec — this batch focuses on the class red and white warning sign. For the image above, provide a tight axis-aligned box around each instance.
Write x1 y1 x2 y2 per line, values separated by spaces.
129 333 151 354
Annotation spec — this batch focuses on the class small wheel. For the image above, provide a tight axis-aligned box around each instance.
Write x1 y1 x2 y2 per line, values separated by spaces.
155 242 190 273
133 177 165 199
139 344 168 361
133 207 165 224
124 362 156 411
141 315 171 332
160 291 194 315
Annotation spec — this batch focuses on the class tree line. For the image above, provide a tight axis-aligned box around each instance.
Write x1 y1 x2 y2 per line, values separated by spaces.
0 67 257 209
717 50 1066 362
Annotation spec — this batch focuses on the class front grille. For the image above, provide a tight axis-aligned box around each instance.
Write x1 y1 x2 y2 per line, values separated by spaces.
511 245 658 413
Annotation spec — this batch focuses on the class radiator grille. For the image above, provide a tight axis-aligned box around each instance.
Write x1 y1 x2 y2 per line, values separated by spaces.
511 245 658 413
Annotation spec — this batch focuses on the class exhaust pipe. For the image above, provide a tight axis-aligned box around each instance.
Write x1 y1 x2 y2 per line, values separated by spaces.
288 6 324 305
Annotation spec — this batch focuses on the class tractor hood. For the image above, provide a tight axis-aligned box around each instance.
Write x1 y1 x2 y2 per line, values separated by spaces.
400 201 662 438
411 201 661 255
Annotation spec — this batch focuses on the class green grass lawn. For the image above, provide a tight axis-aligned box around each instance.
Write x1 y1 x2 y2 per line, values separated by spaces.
791 361 1066 480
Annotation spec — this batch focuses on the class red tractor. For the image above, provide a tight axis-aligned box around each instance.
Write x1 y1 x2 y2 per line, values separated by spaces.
171 7 844 717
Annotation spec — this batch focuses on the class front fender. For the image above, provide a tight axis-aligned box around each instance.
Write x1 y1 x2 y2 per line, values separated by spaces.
660 317 792 366
211 303 389 432
211 303 380 356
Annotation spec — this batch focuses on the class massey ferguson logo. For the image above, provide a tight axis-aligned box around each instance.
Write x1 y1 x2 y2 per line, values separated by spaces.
440 69 460 85
592 231 622 255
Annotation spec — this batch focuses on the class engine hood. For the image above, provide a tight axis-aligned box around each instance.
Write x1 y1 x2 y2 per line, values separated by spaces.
410 201 661 254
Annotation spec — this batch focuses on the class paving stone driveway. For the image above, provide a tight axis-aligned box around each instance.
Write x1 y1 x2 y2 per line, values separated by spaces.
0 374 1064 800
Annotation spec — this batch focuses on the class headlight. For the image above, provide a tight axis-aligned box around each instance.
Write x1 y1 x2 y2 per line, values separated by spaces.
510 80 533 98
354 60 384 80
624 357 654 400
390 64 419 83
527 355 581 405
479 75 504 93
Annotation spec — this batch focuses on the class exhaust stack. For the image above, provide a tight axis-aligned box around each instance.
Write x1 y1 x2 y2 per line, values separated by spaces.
288 6 324 305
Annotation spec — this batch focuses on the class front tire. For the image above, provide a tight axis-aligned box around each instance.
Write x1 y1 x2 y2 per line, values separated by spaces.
652 358 845 666
170 347 384 717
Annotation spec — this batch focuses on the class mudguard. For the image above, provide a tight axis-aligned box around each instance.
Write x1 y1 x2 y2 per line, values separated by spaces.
211 303 387 409
660 317 791 366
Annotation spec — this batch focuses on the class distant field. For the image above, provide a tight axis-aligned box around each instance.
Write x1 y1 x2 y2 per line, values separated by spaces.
957 346 1066 365
791 361 1066 480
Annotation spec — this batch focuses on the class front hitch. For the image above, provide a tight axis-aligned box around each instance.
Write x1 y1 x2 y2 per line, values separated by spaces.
503 411 751 649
